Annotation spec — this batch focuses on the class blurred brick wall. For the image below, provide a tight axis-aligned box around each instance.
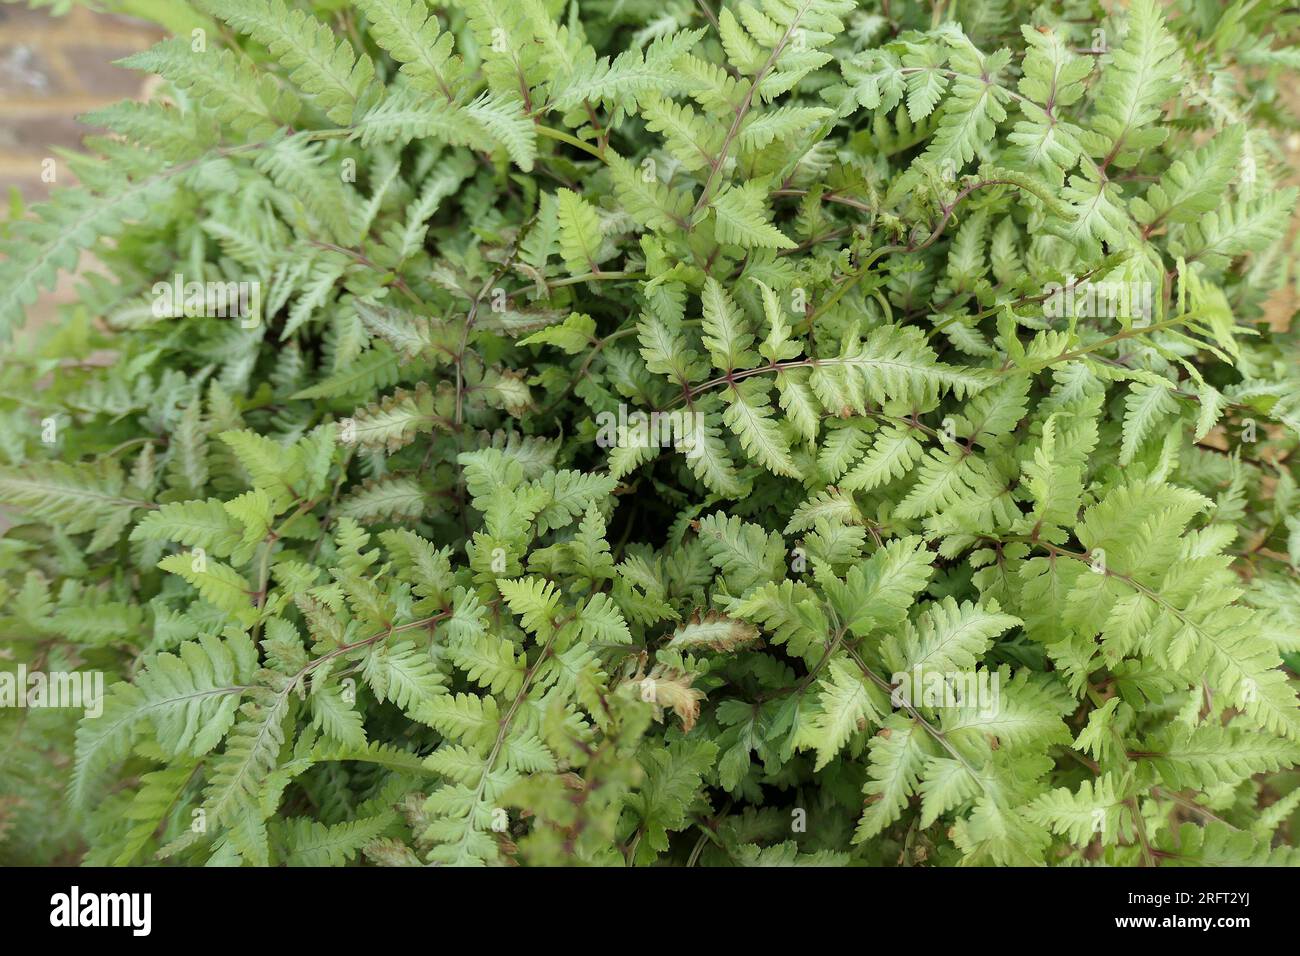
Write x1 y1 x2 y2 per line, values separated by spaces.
0 4 162 329
0 3 162 203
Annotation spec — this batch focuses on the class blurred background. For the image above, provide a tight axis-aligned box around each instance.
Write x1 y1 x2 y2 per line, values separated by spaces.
1 1 162 336
0 2 161 204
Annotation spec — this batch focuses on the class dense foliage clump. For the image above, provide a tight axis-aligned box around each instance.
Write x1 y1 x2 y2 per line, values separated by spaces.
2 0 1300 866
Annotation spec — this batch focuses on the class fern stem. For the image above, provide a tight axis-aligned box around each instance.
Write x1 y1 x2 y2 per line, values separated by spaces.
809 179 1020 329
926 262 1115 341
1012 313 1197 373
842 644 984 781
1126 797 1157 866
450 619 563 863
535 326 639 418
771 188 875 214
281 610 452 706
505 271 644 301
689 0 816 220
306 240 419 304
535 124 605 161
692 0 721 32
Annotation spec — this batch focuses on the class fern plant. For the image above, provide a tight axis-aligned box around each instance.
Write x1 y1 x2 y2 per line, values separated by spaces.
2 0 1300 867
